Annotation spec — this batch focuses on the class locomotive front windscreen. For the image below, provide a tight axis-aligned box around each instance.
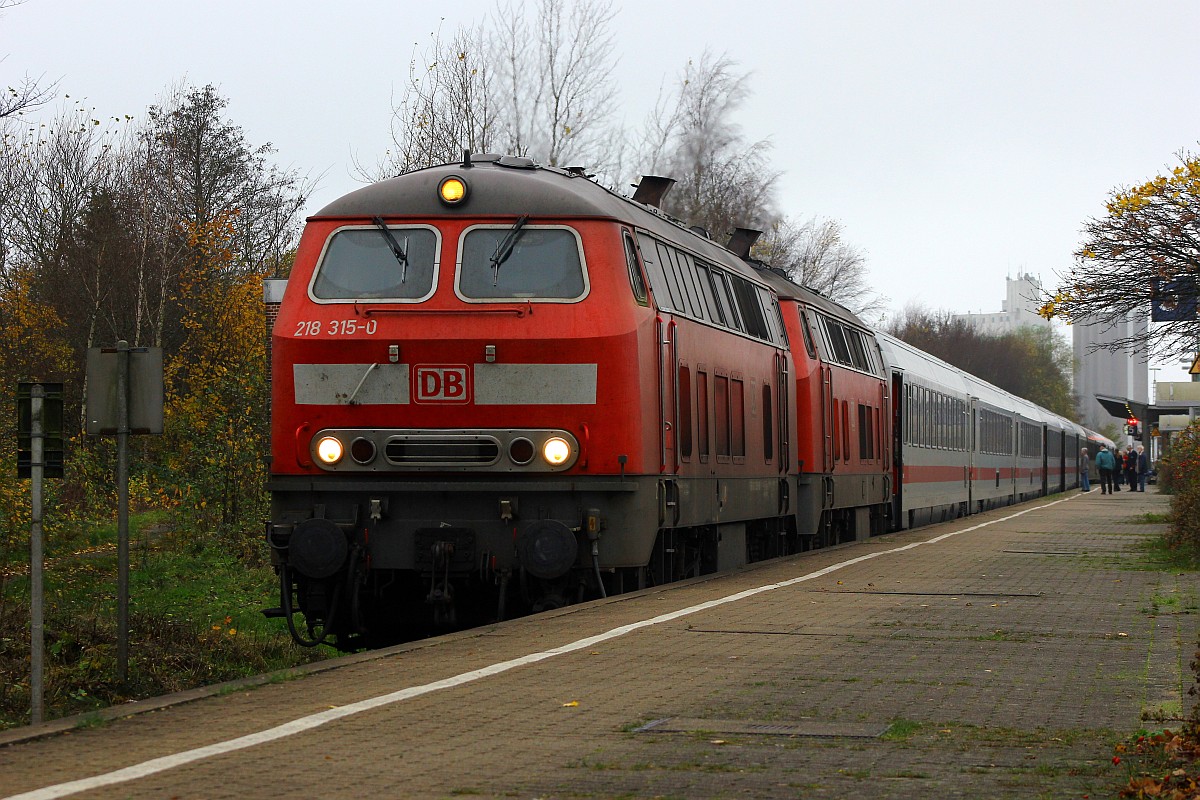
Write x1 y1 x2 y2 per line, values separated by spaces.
457 225 587 300
311 225 439 301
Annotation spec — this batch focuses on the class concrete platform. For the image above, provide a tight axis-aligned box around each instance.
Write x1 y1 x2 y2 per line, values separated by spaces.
0 487 1191 799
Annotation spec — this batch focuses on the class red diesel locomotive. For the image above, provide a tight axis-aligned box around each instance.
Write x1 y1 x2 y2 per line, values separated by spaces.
266 153 1102 648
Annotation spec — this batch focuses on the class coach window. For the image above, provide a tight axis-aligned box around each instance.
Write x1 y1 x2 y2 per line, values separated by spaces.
312 225 440 302
622 233 648 306
697 370 710 461
458 225 587 301
678 364 693 460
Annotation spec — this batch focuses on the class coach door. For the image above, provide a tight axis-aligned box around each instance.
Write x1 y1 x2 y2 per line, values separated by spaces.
891 371 905 527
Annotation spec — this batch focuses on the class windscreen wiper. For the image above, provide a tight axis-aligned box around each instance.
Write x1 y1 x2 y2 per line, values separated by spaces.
489 215 529 286
372 216 409 284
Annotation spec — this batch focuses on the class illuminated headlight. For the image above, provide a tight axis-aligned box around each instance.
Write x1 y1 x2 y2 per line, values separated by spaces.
438 175 468 205
541 437 572 466
316 436 344 465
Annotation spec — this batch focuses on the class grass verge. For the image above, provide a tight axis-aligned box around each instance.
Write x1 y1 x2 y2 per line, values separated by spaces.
0 512 327 729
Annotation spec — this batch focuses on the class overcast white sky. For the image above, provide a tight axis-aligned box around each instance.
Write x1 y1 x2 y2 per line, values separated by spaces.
4 0 1198 380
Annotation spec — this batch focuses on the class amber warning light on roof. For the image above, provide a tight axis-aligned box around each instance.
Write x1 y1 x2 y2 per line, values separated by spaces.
438 175 468 205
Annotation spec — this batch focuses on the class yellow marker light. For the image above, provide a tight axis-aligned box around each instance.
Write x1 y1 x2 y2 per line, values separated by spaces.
438 176 468 205
542 437 572 466
316 436 344 465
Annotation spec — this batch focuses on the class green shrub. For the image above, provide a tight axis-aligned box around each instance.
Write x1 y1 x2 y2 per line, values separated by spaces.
1164 422 1200 552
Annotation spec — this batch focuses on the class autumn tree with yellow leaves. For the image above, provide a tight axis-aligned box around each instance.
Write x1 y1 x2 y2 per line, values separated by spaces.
0 84 306 543
1040 151 1200 359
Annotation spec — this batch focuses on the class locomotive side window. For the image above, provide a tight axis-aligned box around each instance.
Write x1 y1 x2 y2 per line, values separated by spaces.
846 328 871 372
631 232 782 345
731 276 771 341
457 224 587 301
757 287 787 347
636 234 673 311
824 318 853 364
311 225 440 302
693 262 721 322
672 249 704 319
798 308 817 358
710 271 745 332
653 241 687 312
623 233 648 305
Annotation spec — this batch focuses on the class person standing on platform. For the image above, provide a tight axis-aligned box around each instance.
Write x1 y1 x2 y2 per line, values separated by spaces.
1113 447 1124 491
1124 445 1139 492
1136 445 1149 492
1079 447 1091 492
1096 446 1116 494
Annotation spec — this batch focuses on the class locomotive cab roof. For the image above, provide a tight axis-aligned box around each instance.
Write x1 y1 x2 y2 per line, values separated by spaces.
312 154 777 292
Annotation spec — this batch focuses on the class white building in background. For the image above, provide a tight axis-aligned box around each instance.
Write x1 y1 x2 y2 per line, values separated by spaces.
1072 312 1149 432
953 273 1054 336
951 272 1148 431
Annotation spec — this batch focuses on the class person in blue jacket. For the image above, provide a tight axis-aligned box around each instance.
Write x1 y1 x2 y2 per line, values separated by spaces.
1095 446 1116 495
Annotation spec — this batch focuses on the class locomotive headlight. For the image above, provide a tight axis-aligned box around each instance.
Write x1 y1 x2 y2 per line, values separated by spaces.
316 436 344 465
541 437 572 466
438 175 468 205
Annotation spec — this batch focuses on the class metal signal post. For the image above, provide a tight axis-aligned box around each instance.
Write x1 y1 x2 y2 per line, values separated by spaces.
86 341 163 683
17 381 62 725
29 385 45 724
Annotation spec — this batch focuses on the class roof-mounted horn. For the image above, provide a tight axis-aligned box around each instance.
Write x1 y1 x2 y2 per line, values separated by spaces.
632 176 676 208
727 227 762 259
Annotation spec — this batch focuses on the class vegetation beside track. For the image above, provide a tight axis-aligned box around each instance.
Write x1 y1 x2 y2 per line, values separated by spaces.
1109 420 1200 798
0 510 326 730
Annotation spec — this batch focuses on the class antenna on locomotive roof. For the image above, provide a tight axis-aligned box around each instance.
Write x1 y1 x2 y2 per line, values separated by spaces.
727 227 763 259
632 175 675 208
462 149 473 169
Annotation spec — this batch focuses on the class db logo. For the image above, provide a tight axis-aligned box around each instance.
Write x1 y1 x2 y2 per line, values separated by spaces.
414 365 470 404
